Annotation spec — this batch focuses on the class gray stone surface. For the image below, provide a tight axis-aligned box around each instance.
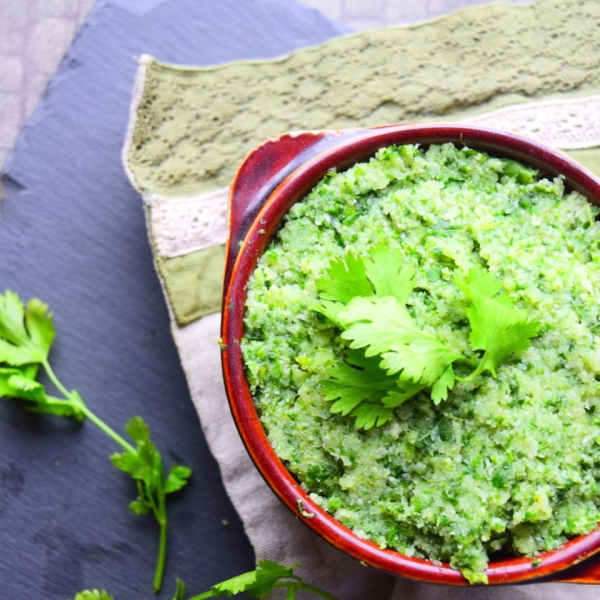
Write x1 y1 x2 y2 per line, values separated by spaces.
0 0 342 598
0 0 95 167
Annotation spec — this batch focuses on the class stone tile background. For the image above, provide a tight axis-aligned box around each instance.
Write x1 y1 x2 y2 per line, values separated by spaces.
0 0 533 170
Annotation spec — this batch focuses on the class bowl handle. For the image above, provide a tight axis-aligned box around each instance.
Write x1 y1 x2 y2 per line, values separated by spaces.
224 128 369 289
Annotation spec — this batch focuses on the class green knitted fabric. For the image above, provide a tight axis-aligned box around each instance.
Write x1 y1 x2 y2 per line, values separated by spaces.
125 0 600 324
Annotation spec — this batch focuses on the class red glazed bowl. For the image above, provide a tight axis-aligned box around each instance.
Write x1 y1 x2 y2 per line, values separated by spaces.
221 123 600 585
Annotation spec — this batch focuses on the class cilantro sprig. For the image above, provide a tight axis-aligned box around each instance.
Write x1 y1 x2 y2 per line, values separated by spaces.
73 562 339 600
0 290 192 592
315 247 540 429
182 561 339 599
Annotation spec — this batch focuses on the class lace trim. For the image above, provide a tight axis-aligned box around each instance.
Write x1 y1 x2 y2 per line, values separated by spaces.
146 187 229 259
463 95 600 149
150 96 600 259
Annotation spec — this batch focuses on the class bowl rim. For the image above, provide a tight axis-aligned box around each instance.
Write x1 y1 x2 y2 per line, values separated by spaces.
221 123 600 585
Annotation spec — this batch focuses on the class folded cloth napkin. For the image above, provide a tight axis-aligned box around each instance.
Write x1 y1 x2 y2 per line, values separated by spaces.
122 0 600 597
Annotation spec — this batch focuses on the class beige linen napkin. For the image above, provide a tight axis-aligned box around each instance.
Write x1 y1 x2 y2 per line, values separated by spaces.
122 0 600 597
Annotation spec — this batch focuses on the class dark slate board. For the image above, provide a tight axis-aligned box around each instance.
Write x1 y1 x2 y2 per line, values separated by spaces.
0 1 343 598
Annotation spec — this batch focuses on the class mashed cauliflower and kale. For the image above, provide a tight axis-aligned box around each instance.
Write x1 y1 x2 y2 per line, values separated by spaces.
242 143 600 583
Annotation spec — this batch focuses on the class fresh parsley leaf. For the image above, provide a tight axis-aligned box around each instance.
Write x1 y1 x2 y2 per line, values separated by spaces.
73 591 114 600
363 244 415 303
316 253 372 303
191 560 338 600
0 292 55 366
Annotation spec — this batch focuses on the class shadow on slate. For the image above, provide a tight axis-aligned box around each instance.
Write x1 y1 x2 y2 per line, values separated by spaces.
0 1 344 598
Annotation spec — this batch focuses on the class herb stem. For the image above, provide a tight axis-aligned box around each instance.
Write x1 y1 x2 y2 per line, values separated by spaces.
81 405 136 453
271 582 340 600
153 476 168 593
42 359 135 452
455 354 488 383
41 359 71 398
298 583 340 600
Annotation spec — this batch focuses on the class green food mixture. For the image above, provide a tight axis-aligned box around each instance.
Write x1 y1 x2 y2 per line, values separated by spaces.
242 143 600 583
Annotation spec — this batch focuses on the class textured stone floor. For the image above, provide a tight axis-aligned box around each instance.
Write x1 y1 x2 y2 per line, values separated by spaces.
0 0 533 169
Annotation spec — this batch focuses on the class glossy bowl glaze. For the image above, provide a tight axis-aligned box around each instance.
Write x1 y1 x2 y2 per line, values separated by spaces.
221 123 600 585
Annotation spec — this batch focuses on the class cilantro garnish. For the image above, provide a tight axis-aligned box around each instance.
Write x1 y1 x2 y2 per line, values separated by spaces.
316 248 541 429
185 560 339 599
0 290 192 593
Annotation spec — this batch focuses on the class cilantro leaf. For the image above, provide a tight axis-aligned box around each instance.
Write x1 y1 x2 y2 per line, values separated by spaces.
380 336 463 386
0 366 46 402
0 366 85 420
311 299 345 326
125 415 151 443
316 253 372 303
351 402 394 430
129 499 152 515
111 416 193 592
338 296 423 356
323 352 422 429
363 244 415 303
0 292 55 365
382 380 427 408
322 351 399 415
466 295 541 376
165 465 193 494
111 417 161 489
193 561 297 598
171 578 187 600
430 365 455 405
455 268 541 377
73 591 114 600
340 296 464 385
453 265 504 301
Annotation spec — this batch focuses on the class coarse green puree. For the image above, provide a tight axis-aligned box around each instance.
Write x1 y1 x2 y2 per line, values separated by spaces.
242 143 600 584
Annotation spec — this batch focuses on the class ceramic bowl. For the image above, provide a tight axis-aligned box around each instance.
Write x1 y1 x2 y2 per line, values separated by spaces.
221 123 600 585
